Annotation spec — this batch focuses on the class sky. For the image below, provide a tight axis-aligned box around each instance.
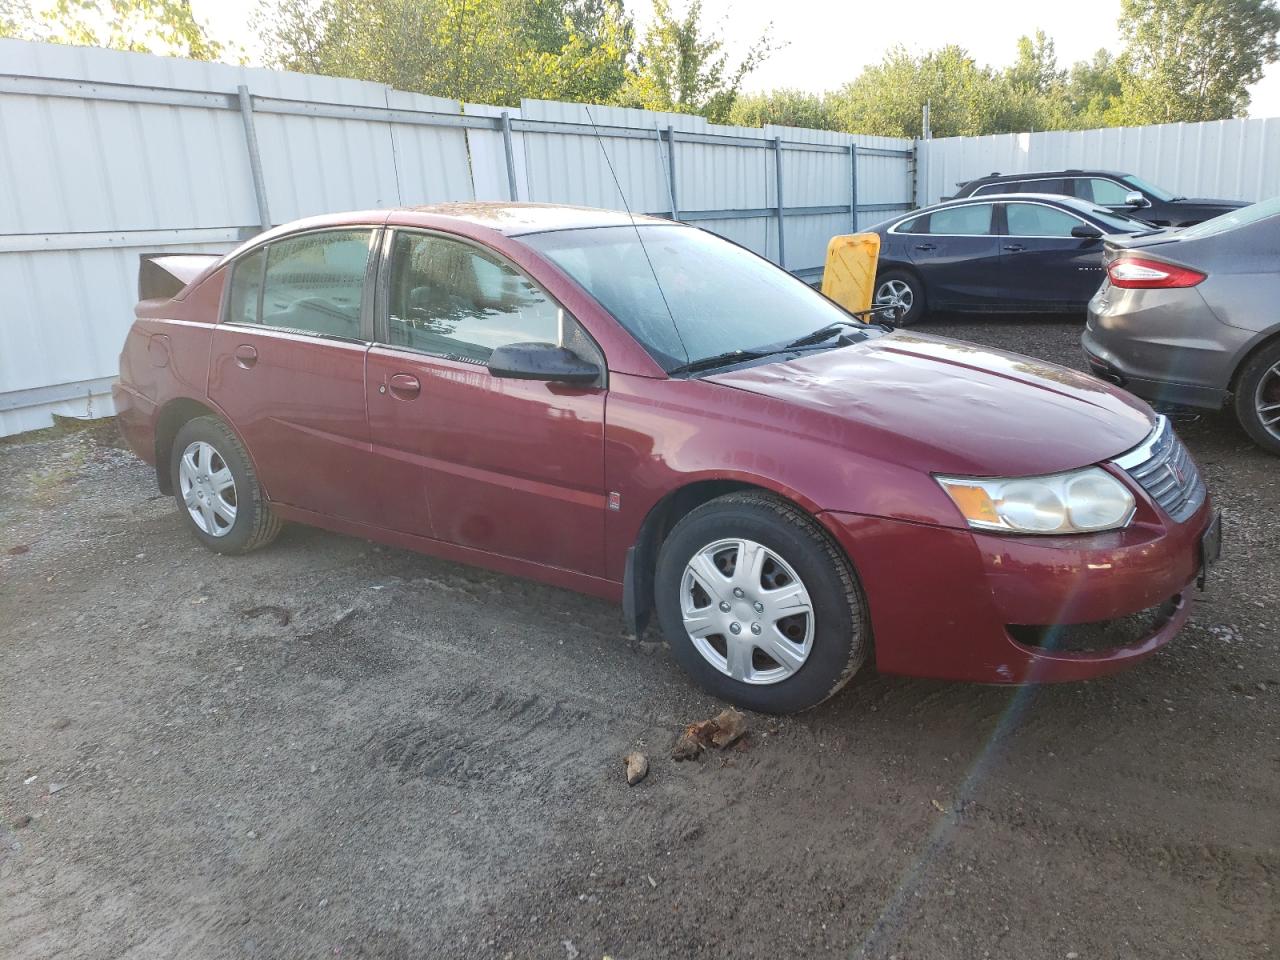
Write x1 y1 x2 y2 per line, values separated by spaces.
190 0 1280 119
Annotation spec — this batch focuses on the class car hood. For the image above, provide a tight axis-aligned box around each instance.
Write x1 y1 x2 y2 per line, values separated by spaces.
1174 197 1248 208
704 332 1155 477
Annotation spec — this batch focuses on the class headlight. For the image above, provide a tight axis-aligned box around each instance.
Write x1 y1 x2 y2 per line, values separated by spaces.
936 467 1135 535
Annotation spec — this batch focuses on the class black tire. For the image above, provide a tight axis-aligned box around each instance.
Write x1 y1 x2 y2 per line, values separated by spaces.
653 493 870 714
874 269 927 326
1234 340 1280 456
169 416 282 554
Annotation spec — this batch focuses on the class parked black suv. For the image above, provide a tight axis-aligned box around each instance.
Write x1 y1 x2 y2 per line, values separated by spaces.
949 169 1247 227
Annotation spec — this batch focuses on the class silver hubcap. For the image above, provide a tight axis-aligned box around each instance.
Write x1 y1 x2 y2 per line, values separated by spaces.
680 538 814 685
1256 360 1280 441
178 440 237 537
875 279 913 316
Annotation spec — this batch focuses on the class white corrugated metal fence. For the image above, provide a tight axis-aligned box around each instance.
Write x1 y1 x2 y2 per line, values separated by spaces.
0 39 915 435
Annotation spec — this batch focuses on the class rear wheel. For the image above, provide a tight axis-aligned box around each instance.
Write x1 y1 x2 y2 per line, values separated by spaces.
1234 340 1280 456
874 270 927 325
654 493 870 713
169 416 282 554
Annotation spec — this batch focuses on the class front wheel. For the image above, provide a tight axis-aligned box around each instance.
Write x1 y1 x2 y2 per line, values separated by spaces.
874 270 927 326
1234 340 1280 456
654 493 870 713
170 416 282 554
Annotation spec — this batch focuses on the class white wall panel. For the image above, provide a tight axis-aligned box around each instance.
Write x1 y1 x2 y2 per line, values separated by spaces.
918 118 1280 206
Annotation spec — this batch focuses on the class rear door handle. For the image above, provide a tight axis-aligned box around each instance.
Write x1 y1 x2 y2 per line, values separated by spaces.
1003 244 1025 252
233 344 258 369
387 373 421 400
913 243 937 251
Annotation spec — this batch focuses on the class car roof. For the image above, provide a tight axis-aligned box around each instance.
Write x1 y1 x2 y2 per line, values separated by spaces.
900 193 1101 217
963 169 1128 186
390 201 675 236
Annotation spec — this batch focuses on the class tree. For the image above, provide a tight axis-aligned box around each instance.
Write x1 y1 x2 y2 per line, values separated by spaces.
6 0 224 58
827 45 1017 138
1 0 32 37
616 0 775 122
1006 30 1064 95
256 0 632 106
1065 49 1125 127
727 88 837 130
1115 0 1280 122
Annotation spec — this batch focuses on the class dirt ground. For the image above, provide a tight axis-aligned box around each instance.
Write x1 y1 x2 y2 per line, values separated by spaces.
2 317 1277 960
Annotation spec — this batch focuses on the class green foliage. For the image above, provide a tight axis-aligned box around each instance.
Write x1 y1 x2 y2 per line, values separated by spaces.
727 88 837 130
5 0 223 58
614 0 775 122
256 0 633 105
1114 0 1280 122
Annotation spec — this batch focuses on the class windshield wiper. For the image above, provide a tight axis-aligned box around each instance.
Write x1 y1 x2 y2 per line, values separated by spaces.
782 319 867 350
667 349 771 376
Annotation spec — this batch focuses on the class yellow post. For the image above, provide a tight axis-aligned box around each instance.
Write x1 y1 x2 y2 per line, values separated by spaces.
820 233 881 314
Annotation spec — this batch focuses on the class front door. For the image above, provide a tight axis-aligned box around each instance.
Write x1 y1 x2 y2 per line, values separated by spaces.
999 202 1105 308
207 227 379 523
365 230 608 576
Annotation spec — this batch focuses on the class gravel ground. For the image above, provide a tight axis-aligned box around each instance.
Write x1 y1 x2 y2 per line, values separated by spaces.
2 317 1277 960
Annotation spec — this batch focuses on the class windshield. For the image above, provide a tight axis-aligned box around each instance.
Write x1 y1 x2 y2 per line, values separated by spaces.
1176 196 1280 240
1121 174 1175 202
1087 207 1151 232
523 225 860 372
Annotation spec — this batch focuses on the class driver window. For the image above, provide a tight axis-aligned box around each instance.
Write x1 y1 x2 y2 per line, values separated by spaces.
387 233 562 363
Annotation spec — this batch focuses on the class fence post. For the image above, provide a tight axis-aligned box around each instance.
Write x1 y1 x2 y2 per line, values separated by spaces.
665 125 679 220
501 111 519 201
773 136 785 268
849 142 858 233
237 85 271 231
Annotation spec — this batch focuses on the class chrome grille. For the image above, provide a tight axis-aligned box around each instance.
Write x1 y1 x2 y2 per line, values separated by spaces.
1113 416 1206 523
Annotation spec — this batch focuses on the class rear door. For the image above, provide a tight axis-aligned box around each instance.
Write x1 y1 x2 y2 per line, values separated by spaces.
903 202 1002 307
999 201 1105 307
208 227 380 523
364 229 608 575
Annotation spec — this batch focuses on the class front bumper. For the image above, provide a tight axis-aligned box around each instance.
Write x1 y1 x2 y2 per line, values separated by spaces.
818 496 1214 684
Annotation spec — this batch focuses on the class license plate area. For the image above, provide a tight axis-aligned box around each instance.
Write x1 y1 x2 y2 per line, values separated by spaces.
1197 511 1222 589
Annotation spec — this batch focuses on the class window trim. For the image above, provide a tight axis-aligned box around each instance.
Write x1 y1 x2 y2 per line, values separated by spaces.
220 225 383 344
373 226 607 384
888 201 997 237
1000 199 1092 238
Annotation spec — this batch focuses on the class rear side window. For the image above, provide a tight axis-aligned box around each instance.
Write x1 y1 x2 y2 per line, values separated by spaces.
385 233 562 363
927 204 994 235
1016 178 1067 195
1005 203 1084 237
226 248 265 325
257 230 374 339
972 182 1010 197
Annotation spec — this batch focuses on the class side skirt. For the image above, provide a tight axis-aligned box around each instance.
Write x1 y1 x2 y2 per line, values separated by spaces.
269 502 624 604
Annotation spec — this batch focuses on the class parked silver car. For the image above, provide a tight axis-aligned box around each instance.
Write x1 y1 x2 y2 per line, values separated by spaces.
1083 198 1280 455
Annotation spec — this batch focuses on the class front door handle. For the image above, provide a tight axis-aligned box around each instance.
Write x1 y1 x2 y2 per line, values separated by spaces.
913 243 937 251
1003 244 1025 252
388 373 421 400
234 344 258 369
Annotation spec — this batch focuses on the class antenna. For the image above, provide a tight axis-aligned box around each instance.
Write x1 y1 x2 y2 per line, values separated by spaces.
582 105 690 366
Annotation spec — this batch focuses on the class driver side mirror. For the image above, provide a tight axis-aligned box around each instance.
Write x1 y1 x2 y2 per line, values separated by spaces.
1123 190 1150 208
1070 224 1104 240
488 342 600 385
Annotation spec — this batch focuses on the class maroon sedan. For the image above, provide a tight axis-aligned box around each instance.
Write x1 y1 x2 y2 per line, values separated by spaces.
114 203 1219 713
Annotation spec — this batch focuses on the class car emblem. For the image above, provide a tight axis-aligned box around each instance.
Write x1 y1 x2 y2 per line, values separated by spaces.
1167 462 1185 486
